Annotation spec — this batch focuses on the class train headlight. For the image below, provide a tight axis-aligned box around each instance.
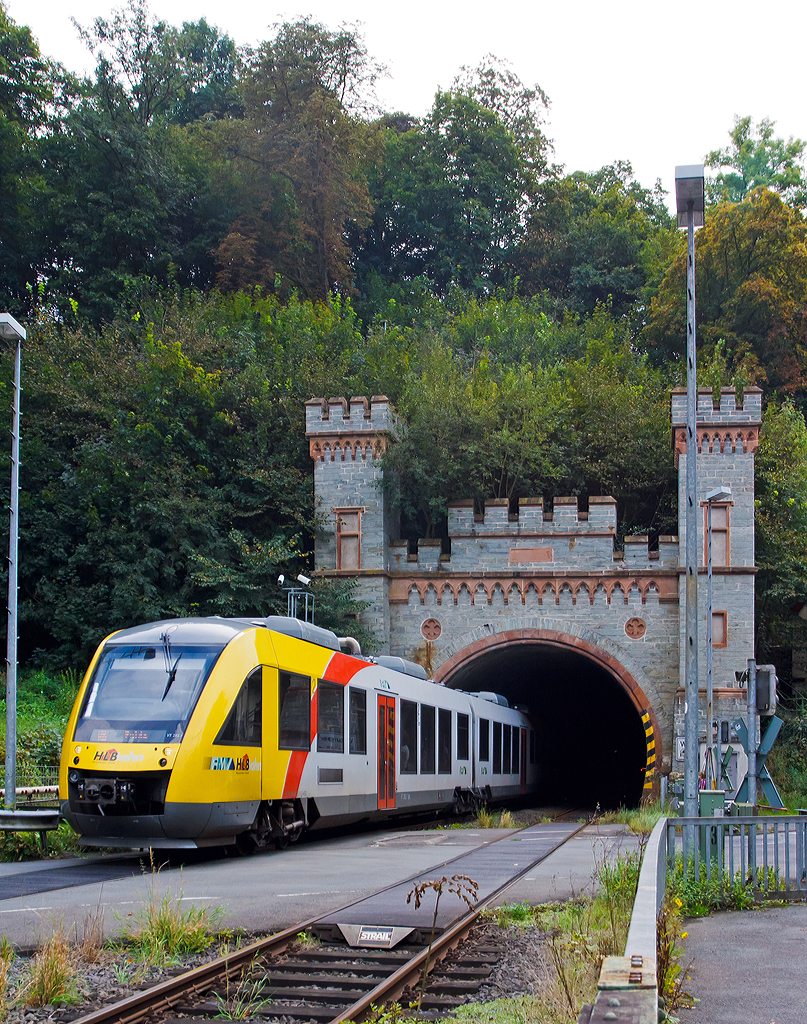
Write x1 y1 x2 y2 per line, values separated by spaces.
68 770 79 784
163 747 172 757
159 758 168 767
74 746 81 754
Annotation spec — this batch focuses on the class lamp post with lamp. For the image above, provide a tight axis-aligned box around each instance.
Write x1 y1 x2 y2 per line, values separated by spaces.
0 313 25 811
705 485 731 789
675 165 705 831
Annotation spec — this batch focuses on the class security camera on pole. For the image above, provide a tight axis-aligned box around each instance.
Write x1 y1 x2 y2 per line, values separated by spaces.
279 572 315 622
675 165 705 855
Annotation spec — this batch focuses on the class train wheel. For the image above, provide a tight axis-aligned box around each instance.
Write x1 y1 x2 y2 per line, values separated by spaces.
235 831 257 857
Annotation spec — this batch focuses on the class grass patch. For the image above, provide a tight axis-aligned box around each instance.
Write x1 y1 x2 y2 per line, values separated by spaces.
123 888 222 963
597 801 666 835
120 857 224 964
475 808 517 829
18 930 81 1008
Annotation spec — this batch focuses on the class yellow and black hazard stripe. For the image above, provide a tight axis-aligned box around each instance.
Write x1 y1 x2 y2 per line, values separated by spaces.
641 709 656 791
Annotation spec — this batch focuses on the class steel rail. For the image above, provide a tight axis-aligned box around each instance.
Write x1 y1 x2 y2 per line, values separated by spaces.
331 817 590 1023
73 815 590 1024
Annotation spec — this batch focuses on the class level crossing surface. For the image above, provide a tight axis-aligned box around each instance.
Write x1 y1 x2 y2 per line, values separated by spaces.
314 820 585 942
677 903 807 1024
0 822 638 948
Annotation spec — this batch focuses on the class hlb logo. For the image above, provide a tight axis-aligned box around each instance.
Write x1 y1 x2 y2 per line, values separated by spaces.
93 749 144 763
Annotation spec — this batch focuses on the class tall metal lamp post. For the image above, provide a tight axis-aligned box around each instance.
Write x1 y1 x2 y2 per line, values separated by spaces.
705 485 731 789
675 165 705 832
0 314 25 812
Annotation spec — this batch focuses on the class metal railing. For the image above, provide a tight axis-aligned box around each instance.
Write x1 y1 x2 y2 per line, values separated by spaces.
0 765 59 804
667 815 807 899
579 814 807 1021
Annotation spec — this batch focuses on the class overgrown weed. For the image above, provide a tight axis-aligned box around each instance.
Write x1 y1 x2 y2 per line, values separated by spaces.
80 891 105 963
19 930 80 1007
598 801 666 836
121 855 223 963
667 858 756 916
656 897 695 1013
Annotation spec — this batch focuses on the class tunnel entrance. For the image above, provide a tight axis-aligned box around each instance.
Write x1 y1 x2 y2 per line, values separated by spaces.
438 634 651 810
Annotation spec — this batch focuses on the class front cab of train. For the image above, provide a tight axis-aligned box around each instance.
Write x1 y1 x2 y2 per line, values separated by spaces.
59 618 267 848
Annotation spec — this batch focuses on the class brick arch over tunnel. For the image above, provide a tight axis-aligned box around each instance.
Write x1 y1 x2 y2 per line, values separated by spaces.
434 628 661 806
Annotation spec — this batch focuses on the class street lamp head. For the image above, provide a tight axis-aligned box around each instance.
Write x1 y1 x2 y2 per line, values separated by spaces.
0 313 25 343
705 485 732 503
674 164 705 228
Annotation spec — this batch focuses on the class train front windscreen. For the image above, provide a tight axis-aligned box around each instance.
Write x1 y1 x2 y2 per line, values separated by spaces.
73 643 224 744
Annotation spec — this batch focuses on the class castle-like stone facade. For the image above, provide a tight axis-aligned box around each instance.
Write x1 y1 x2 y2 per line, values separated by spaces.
306 387 762 782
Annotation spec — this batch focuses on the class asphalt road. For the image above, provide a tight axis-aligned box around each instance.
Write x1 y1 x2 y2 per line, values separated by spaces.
0 823 638 947
677 903 807 1024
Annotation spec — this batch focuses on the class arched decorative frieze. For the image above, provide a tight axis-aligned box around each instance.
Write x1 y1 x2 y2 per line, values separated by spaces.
673 423 759 465
388 573 678 606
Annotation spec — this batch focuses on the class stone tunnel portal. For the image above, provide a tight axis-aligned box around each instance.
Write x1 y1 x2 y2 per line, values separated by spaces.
438 637 649 810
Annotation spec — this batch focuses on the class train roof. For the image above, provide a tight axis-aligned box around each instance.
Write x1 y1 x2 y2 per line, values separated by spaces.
106 616 343 652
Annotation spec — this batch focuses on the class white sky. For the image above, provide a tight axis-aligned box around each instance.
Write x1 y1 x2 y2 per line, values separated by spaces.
8 0 807 204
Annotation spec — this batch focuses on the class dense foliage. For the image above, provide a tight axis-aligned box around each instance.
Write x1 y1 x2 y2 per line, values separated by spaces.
1 0 807 679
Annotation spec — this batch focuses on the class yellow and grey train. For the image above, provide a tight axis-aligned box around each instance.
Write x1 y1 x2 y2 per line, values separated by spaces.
59 616 538 850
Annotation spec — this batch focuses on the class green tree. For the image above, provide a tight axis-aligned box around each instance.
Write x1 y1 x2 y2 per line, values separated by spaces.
34 0 235 321
0 2 55 312
210 18 381 300
754 401 807 655
706 115 807 208
357 88 532 296
645 188 807 403
515 162 673 316
12 295 319 666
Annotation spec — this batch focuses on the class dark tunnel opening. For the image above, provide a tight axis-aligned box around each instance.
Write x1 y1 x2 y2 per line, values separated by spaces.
444 642 648 810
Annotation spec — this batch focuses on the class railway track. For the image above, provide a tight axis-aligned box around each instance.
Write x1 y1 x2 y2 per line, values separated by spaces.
71 817 589 1024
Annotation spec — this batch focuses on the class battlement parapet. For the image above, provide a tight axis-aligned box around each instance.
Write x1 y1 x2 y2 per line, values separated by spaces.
447 495 617 536
670 386 762 426
305 395 396 434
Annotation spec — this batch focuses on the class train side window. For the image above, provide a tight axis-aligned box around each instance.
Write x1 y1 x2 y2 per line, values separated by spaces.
400 699 418 774
215 668 262 746
420 705 436 774
457 713 469 761
479 718 490 761
438 708 451 774
317 681 344 753
349 688 366 754
502 722 511 774
492 721 502 774
530 729 536 765
512 725 520 774
278 671 311 750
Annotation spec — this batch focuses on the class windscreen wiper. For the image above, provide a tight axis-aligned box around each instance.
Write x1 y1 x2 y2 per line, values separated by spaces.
161 652 182 701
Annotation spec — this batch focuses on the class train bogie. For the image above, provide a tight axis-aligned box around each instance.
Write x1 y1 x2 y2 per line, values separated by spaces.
60 616 538 849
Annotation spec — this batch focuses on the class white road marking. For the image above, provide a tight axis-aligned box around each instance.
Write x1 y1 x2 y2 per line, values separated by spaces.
276 890 362 898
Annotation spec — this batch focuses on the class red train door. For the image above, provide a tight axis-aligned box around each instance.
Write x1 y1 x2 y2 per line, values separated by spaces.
377 695 396 810
520 728 527 789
